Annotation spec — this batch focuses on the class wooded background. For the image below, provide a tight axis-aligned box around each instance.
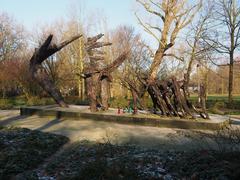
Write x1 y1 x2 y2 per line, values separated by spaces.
0 0 240 107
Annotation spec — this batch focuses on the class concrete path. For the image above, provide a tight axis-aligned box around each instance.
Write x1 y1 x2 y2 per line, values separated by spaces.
0 109 239 150
229 115 240 125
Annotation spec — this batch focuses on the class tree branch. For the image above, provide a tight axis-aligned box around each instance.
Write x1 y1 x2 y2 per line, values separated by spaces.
163 53 184 61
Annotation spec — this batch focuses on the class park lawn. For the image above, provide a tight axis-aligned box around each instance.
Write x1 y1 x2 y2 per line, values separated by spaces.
0 126 69 179
0 96 28 109
189 94 240 115
0 96 87 109
0 96 55 109
1 95 240 116
190 94 240 101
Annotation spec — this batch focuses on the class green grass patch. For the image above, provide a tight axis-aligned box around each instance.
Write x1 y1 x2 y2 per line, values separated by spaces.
0 96 56 109
26 97 55 106
109 97 153 109
0 99 13 110
0 127 69 179
190 94 240 101
0 96 27 109
64 96 89 105
190 95 240 113
0 96 90 109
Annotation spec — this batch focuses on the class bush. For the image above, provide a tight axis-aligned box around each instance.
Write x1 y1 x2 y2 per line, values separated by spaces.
110 97 129 108
110 96 153 110
0 99 13 110
225 101 240 109
64 96 89 105
26 97 55 106
142 97 153 109
208 102 225 115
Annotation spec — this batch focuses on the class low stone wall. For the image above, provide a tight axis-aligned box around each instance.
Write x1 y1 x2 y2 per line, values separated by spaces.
20 107 230 130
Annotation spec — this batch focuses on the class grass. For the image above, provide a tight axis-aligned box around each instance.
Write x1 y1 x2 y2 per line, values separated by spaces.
0 96 88 109
1 95 240 116
189 95 240 115
190 94 240 101
0 126 69 179
0 96 26 107
190 94 240 103
0 96 55 109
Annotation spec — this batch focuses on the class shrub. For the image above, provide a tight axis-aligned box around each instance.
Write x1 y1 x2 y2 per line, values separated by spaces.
226 101 240 109
26 97 54 106
0 99 13 110
42 98 55 105
110 97 129 108
64 96 89 105
208 102 225 115
142 97 153 109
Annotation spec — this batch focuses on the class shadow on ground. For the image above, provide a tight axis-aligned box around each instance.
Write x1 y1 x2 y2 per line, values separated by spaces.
37 118 61 131
1 110 239 151
0 115 27 126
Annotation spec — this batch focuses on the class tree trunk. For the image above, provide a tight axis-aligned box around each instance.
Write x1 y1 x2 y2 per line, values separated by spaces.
131 89 138 114
184 45 196 98
2 87 5 99
200 83 209 119
148 50 165 82
229 51 234 103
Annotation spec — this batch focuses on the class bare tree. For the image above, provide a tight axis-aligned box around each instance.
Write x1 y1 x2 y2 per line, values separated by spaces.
136 0 202 83
0 13 27 98
0 13 25 62
204 0 240 103
135 0 207 118
184 5 213 97
112 26 151 112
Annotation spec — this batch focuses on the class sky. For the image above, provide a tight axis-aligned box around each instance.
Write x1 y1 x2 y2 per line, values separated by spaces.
0 0 161 48
0 0 140 32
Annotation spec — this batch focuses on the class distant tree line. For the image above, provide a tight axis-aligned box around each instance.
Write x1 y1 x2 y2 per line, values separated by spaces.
0 0 239 110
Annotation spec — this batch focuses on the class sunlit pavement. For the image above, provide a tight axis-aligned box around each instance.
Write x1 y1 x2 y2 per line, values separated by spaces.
229 115 240 125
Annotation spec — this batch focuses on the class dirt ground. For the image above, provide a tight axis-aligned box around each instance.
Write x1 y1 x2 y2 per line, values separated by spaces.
0 109 239 150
